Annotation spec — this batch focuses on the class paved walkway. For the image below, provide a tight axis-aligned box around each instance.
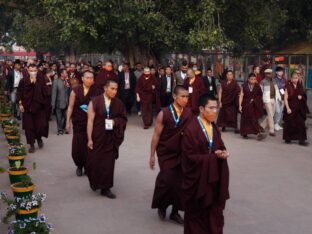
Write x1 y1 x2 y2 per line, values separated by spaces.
0 115 311 234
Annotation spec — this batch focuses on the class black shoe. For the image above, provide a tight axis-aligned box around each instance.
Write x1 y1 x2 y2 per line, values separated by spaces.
65 130 69 134
158 208 166 221
285 140 291 144
299 141 309 146
28 145 35 153
222 127 226 132
243 135 248 139
76 167 83 177
37 139 44 149
89 183 97 191
169 212 184 225
257 133 266 141
234 129 240 134
101 189 116 199
259 126 265 133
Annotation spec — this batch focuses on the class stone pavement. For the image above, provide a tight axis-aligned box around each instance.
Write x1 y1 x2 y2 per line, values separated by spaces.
0 115 311 234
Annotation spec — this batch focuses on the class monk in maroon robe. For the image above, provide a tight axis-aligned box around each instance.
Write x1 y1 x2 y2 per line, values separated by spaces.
94 61 118 92
150 86 192 224
136 67 158 129
283 72 309 146
183 69 206 115
182 94 230 234
66 71 101 176
87 79 127 198
217 70 240 132
239 73 266 140
17 64 48 153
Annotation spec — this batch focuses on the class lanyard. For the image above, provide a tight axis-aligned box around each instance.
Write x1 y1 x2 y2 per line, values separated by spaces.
197 116 213 150
104 100 110 119
169 104 180 127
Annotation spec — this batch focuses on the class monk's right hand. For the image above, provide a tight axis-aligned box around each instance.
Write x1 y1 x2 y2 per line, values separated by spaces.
239 106 242 113
87 140 93 150
19 105 24 113
65 122 71 132
149 156 155 170
287 108 292 114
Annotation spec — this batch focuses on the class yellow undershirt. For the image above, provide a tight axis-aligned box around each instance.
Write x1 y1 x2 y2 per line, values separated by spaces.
83 87 89 96
199 116 213 141
173 103 183 117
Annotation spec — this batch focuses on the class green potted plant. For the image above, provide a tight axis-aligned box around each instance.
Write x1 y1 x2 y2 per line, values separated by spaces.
8 143 26 167
0 103 11 121
7 214 53 234
7 161 28 184
11 175 35 199
0 192 46 223
3 118 19 129
6 131 21 144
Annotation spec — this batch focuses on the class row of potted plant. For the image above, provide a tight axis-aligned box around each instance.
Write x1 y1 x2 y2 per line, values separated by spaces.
0 91 52 233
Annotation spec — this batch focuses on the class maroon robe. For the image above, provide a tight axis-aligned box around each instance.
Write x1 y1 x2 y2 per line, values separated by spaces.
153 75 161 112
152 106 192 211
94 69 119 92
136 75 158 126
68 71 82 85
240 82 263 136
283 82 309 142
182 118 230 234
87 95 127 189
71 85 101 169
183 77 206 114
217 80 240 129
17 76 48 145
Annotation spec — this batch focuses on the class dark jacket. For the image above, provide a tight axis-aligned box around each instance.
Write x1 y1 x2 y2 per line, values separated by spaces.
6 69 22 92
118 71 136 94
159 75 174 96
202 75 218 97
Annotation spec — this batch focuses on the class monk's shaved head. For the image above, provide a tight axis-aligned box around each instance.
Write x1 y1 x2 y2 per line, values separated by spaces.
105 79 118 87
173 85 188 95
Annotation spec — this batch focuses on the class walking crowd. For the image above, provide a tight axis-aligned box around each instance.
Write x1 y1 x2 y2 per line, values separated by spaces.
0 57 310 233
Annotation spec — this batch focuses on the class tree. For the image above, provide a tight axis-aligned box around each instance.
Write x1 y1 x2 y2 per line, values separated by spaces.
42 0 225 64
1 0 312 62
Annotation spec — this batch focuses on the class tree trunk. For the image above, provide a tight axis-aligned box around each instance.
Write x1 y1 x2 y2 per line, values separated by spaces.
122 45 158 67
65 45 78 62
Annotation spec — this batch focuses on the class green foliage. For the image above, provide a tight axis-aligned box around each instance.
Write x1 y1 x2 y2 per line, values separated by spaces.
8 217 52 234
0 103 11 114
9 143 26 156
0 192 46 224
1 0 312 59
18 175 33 188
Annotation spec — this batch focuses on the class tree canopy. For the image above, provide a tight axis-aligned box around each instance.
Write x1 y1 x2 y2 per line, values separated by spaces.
0 0 311 62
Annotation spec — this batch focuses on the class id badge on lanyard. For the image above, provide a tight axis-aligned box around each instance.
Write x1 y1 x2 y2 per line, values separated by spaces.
188 86 193 93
